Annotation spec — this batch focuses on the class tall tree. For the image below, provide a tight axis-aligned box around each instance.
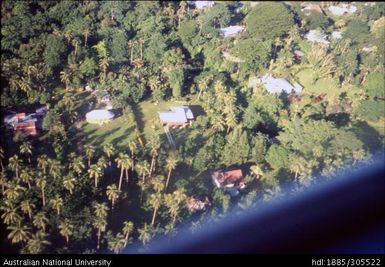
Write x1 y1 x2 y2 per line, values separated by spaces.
59 220 74 246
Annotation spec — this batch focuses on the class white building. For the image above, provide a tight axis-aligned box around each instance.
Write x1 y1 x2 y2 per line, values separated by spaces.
220 25 245 37
188 1 215 9
331 31 343 39
257 74 303 94
329 4 357 16
158 106 194 127
305 30 330 45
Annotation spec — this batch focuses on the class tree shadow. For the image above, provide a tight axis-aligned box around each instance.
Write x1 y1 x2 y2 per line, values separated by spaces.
351 121 383 154
326 113 351 128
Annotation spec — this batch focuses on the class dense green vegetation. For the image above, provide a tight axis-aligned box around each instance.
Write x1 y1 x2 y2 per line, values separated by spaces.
1 1 384 254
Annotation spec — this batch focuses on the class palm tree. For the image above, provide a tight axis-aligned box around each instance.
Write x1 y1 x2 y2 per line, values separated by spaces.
152 175 165 193
135 160 150 201
71 38 80 60
60 70 71 91
115 153 131 191
250 165 264 179
48 159 61 180
0 170 8 194
82 28 90 47
26 231 51 254
0 146 5 172
289 156 307 181
128 140 137 171
1 207 22 226
59 219 73 245
19 168 33 189
149 193 162 225
20 200 35 220
20 141 33 164
84 144 95 167
69 156 85 175
8 155 22 180
63 174 76 195
103 144 115 166
33 212 49 232
4 182 26 201
50 195 63 216
165 153 178 189
7 223 31 245
93 202 109 218
88 164 102 188
165 189 187 225
106 184 119 208
138 224 152 245
107 232 125 254
122 221 134 247
99 58 109 83
353 149 366 165
97 156 108 173
37 155 49 175
196 75 212 101
36 177 47 207
148 132 160 177
93 216 107 250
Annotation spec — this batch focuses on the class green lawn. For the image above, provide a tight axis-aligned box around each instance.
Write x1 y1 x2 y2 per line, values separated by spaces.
81 99 192 153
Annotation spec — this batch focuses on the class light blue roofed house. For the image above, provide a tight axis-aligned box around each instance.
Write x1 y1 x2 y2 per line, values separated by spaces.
220 25 245 37
158 106 194 127
257 74 303 94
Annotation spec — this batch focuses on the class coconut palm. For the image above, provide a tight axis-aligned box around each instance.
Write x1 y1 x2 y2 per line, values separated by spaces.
0 146 4 172
4 182 26 201
103 144 115 166
115 153 131 191
84 144 95 167
59 220 73 246
8 155 22 180
19 141 33 164
135 160 150 201
0 170 8 194
50 195 63 216
48 159 61 180
88 164 102 188
107 232 125 254
122 221 134 247
60 70 71 91
20 200 35 220
106 184 119 208
149 193 162 225
93 216 107 250
128 140 137 171
26 231 51 254
289 156 307 181
1 206 22 226
250 165 264 179
69 156 85 175
63 174 76 195
37 155 49 175
138 223 152 245
36 177 47 207
353 149 366 165
7 223 31 245
148 132 160 177
19 168 33 189
165 153 178 189
82 28 90 47
97 156 108 173
33 212 48 232
93 202 109 218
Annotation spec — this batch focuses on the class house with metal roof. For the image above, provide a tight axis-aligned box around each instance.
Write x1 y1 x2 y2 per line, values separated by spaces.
257 74 303 94
305 30 329 45
188 1 215 9
220 25 245 38
158 106 194 127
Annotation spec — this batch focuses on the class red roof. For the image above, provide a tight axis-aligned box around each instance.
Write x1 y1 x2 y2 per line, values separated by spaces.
14 121 37 136
212 169 244 186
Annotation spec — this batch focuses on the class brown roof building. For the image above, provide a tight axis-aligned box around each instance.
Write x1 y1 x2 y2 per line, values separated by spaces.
212 169 245 189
